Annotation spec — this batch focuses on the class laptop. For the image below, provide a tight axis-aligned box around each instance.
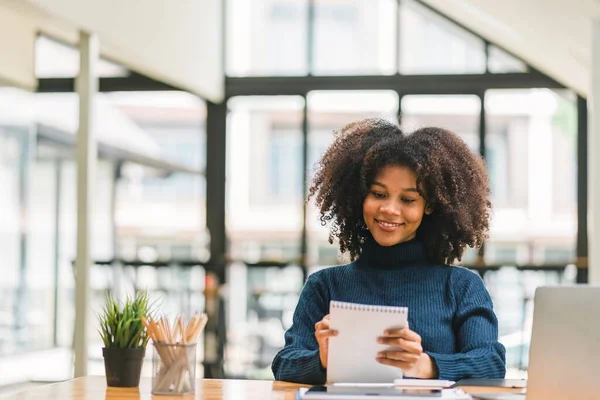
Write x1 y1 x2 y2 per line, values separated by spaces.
477 285 600 400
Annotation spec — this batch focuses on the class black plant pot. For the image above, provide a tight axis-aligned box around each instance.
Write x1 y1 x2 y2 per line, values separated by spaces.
102 347 145 387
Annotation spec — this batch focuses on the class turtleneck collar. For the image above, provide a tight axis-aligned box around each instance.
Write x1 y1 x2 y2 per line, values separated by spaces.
357 234 428 269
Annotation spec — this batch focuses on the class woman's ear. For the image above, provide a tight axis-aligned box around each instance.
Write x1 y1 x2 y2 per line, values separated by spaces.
424 205 433 215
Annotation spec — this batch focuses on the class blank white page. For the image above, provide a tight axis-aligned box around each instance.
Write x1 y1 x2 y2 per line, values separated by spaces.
327 301 409 384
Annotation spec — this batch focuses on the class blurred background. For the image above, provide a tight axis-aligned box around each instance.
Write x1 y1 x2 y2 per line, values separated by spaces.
0 0 595 393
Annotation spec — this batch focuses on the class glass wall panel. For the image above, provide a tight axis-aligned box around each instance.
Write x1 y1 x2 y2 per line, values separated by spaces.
227 96 305 263
483 266 572 372
0 88 62 357
51 157 116 375
103 93 208 374
25 159 58 352
307 91 399 268
225 96 305 379
399 0 485 74
0 88 209 380
312 0 396 75
35 91 209 376
226 0 308 76
0 126 22 356
488 45 528 73
485 89 576 266
401 95 480 152
108 91 208 264
55 160 76 352
0 89 78 363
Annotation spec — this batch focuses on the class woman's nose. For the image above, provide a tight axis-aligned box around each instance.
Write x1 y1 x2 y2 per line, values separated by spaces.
379 200 401 216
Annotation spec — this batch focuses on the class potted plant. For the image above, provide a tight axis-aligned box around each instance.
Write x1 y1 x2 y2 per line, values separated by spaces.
98 290 153 387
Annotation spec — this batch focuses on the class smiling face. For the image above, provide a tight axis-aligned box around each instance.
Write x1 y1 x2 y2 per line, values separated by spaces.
362 165 431 247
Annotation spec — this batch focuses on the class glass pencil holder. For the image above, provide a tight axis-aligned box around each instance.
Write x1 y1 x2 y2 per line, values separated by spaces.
152 342 197 396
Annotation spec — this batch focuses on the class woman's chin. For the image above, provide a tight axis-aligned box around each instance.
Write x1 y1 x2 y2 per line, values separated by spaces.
373 236 403 247
372 232 415 247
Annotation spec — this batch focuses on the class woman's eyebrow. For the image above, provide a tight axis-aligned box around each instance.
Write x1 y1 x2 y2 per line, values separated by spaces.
372 182 419 192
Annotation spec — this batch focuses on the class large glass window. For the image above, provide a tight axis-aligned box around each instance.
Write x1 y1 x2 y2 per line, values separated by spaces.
0 88 66 356
107 92 208 262
220 0 577 380
53 159 116 350
225 0 530 78
312 0 396 75
485 89 577 265
0 126 23 355
42 92 208 375
25 158 59 352
226 96 305 263
0 87 209 382
226 0 309 76
399 0 485 74
488 45 528 74
401 95 480 152
225 96 305 379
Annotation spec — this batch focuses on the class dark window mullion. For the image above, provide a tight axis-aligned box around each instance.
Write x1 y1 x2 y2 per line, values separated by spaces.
576 95 588 283
300 95 309 282
484 40 490 73
478 91 487 264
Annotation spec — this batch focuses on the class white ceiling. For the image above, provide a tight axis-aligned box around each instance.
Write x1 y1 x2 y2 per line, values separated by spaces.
422 0 600 97
0 0 224 102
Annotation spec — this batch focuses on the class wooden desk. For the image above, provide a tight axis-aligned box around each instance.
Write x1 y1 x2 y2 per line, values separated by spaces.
0 376 526 400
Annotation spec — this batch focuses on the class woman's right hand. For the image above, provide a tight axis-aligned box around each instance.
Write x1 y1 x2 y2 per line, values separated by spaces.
314 314 338 369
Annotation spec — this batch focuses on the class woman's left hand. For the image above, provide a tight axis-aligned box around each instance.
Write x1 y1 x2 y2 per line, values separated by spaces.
376 323 437 379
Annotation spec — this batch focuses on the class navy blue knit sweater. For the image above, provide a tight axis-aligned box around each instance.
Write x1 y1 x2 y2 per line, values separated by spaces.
271 237 506 384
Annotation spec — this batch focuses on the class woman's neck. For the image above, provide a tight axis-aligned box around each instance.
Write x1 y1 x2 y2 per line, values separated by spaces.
357 234 428 269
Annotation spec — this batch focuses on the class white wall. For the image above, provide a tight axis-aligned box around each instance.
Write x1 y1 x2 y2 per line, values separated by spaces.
0 3 36 90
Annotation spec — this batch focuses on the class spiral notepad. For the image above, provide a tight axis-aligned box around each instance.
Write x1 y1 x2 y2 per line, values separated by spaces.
327 301 409 384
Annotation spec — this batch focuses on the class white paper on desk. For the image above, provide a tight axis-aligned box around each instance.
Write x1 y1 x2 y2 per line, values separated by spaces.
394 379 455 388
331 383 394 388
326 301 408 384
300 387 472 400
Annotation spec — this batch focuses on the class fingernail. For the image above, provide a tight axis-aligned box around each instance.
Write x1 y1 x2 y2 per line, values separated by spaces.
384 331 390 336
378 352 384 357
377 338 383 343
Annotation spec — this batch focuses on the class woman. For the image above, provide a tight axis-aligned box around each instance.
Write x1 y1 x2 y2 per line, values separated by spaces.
271 118 506 384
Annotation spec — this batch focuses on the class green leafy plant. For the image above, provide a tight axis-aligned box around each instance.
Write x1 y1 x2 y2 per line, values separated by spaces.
97 290 155 349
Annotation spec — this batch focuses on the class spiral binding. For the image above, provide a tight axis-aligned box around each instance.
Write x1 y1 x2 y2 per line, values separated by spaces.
330 300 407 314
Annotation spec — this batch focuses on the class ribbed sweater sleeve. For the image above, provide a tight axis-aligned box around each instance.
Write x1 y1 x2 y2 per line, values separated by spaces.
271 273 329 384
426 270 506 380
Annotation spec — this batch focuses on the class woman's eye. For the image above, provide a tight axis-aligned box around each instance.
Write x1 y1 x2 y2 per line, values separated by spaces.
371 191 385 198
402 198 416 204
